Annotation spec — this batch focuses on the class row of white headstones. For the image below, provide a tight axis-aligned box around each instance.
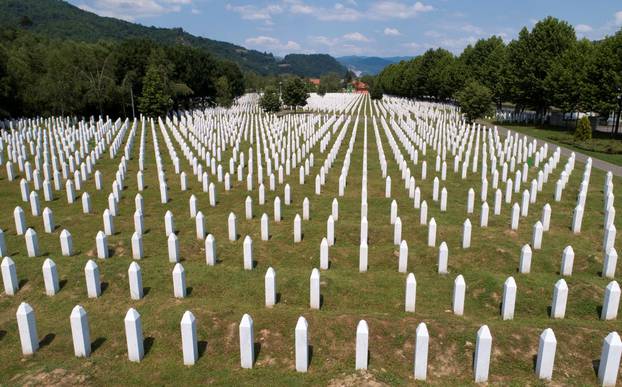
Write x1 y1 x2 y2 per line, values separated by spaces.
1 94 620 383
11 301 622 384
2 251 620 323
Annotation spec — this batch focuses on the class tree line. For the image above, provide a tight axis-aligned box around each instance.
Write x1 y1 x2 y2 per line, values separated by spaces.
0 28 245 119
376 17 622 121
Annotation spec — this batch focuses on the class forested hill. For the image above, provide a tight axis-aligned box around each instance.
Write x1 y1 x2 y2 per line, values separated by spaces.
279 54 346 77
0 0 343 77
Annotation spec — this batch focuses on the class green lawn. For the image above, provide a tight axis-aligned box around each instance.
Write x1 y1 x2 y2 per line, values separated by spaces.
0 99 621 385
487 121 622 167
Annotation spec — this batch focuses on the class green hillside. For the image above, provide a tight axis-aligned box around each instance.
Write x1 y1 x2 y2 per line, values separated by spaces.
0 0 344 77
279 54 346 77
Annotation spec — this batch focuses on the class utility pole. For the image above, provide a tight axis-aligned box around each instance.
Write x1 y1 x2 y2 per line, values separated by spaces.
615 87 622 136
130 86 136 119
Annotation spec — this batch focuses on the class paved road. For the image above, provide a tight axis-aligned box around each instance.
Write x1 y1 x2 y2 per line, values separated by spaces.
494 124 622 177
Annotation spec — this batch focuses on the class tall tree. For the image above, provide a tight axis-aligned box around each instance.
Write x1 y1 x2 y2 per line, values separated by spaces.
139 63 172 117
459 36 509 108
282 77 309 109
456 80 493 122
215 76 233 108
259 86 281 112
544 38 592 114
506 17 576 120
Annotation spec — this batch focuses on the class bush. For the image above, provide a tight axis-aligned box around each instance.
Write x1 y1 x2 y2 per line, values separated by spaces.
369 83 383 100
455 80 493 123
574 116 592 141
259 86 281 113
282 77 309 109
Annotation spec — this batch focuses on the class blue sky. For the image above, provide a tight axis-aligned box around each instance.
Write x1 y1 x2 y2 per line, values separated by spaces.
69 0 622 57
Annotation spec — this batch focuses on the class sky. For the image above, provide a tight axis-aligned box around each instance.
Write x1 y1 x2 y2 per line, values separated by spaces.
69 0 622 57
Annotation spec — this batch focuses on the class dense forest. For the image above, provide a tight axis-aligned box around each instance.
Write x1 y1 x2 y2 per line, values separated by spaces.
0 29 244 118
376 17 622 120
0 0 346 77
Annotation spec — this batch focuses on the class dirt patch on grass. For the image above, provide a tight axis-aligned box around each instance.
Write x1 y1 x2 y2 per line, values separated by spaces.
502 229 517 238
114 242 125 257
429 342 461 378
328 370 388 387
225 321 237 347
12 368 89 386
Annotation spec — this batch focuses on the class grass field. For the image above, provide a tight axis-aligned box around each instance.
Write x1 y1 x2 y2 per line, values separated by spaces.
488 121 622 167
0 96 621 385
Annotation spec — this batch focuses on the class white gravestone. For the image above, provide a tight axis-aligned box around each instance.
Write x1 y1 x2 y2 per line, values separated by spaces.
181 311 198 365
535 328 556 381
84 260 101 298
598 332 622 386
70 305 91 358
265 267 276 307
310 268 320 310
295 316 309 373
453 275 466 315
414 322 429 380
173 263 187 298
128 262 143 300
355 320 369 370
16 302 39 355
474 325 492 383
239 314 254 369
405 273 417 312
42 258 59 296
124 308 144 362
551 279 568 319
601 281 621 320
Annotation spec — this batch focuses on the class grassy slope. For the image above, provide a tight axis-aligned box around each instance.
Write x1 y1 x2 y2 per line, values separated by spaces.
488 121 622 167
0 102 620 385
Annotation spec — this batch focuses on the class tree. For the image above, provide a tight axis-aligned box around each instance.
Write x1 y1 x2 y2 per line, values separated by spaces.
369 83 383 100
588 30 622 117
506 17 576 120
259 86 281 113
320 72 341 92
215 76 233 107
281 77 309 109
139 63 172 117
456 81 493 122
78 43 116 116
459 36 509 108
574 116 592 141
317 83 327 96
545 39 592 114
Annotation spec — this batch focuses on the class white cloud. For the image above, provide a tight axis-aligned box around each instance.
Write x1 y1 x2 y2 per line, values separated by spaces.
245 36 301 53
615 11 622 26
308 35 335 47
459 24 484 35
230 0 430 23
384 27 401 36
77 0 191 20
424 30 442 38
317 3 362 21
437 36 478 52
402 42 420 54
575 24 593 33
343 32 370 42
307 35 367 55
289 3 313 14
225 4 282 23
368 1 433 20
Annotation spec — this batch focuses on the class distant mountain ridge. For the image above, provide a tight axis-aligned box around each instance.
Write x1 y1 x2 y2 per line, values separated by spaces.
337 56 412 75
0 0 346 77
